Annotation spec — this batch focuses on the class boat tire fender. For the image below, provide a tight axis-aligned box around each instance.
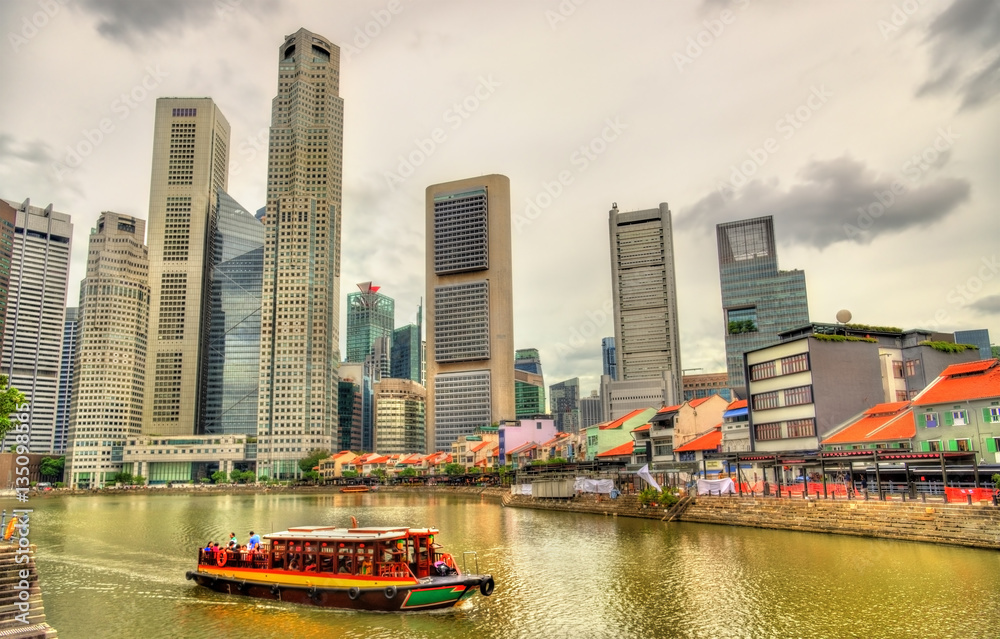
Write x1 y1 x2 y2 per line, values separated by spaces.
480 577 495 597
384 585 397 599
348 587 360 600
308 586 319 600
185 572 194 581
270 585 280 597
238 580 248 592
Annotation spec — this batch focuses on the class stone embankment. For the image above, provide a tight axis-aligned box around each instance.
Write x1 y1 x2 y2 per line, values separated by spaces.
503 492 1000 549
0 544 57 638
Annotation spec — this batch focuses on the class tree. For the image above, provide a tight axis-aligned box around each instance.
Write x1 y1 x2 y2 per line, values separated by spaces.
372 468 387 484
199 477 211 484
40 456 65 481
0 375 27 443
298 448 330 473
443 463 465 476
342 470 358 478
399 468 417 478
257 474 270 483
211 470 227 484
132 475 146 486
240 470 256 483
302 470 320 483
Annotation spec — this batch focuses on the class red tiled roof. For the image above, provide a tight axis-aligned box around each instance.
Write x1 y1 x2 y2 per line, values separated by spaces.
631 423 650 432
596 440 634 458
674 426 722 452
689 397 712 408
727 399 748 410
913 359 1000 406
657 404 682 414
470 441 492 452
539 432 569 447
508 442 537 455
822 403 915 445
600 408 646 430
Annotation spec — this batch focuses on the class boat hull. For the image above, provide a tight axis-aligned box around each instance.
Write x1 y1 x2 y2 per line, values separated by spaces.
185 569 492 612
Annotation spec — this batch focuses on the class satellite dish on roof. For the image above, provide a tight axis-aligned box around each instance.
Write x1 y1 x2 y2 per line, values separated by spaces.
836 309 852 324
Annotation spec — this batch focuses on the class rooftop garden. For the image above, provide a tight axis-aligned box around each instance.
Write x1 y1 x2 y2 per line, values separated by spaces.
919 341 980 353
812 333 878 343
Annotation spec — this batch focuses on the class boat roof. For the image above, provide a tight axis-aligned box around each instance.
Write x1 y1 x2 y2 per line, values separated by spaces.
264 526 439 542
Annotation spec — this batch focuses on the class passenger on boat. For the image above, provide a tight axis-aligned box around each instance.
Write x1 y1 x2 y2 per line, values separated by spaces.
228 532 238 548
247 531 261 551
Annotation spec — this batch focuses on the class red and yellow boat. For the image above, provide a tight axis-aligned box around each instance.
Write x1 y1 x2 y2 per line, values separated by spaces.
186 524 495 611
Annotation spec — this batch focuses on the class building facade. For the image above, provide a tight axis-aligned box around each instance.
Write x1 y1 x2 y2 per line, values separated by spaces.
0 200 15 341
66 212 148 488
203 191 264 435
579 389 603 429
953 329 993 362
373 378 426 454
337 368 363 452
600 372 674 422
717 215 809 395
257 28 345 479
1 198 72 453
514 348 543 376
682 371 732 402
144 98 230 437
346 281 395 377
549 377 580 433
602 337 617 381
425 174 515 451
391 301 422 383
608 203 682 400
514 368 546 417
55 306 78 455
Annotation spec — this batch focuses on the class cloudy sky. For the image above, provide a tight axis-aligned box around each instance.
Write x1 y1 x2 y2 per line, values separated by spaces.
2 0 998 396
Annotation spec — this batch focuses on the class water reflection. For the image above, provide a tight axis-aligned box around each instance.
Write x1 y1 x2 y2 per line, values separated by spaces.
28 492 1000 639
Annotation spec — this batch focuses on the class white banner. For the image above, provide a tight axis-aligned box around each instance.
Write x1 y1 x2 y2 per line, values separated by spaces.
697 478 736 495
574 477 615 494
636 464 661 491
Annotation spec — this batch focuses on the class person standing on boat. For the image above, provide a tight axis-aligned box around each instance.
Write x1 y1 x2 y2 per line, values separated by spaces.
228 532 238 548
247 531 261 551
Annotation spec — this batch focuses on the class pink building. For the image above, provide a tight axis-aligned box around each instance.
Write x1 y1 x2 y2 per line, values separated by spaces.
499 418 558 465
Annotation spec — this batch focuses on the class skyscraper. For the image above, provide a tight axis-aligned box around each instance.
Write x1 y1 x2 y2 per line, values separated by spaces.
549 377 580 433
579 389 603 429
144 98 230 437
514 348 543 375
337 362 364 452
204 191 264 435
608 203 682 401
426 174 515 451
66 212 148 488
257 28 345 478
954 329 992 361
391 318 422 383
346 281 395 377
514 348 545 417
1 198 72 453
601 337 617 380
0 200 15 340
717 215 809 394
373 378 426 454
55 306 78 455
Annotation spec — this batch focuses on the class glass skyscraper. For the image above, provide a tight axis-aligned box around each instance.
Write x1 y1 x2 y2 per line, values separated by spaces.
717 215 809 394
346 281 395 373
601 337 617 380
515 348 543 376
391 301 422 383
204 190 264 435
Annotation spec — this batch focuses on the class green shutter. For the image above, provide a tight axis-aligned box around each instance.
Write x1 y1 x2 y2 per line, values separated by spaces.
987 438 997 453
918 413 927 428
947 439 959 452
920 441 930 452
985 408 994 424
944 412 954 426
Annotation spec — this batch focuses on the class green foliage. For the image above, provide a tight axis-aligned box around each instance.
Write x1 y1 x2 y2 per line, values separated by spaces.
132 475 146 485
399 467 417 477
529 459 547 466
992 346 999 359
39 456 65 480
199 477 211 484
302 470 320 482
54 482 65 488
992 473 1000 488
812 333 878 343
498 465 512 476
371 468 387 483
844 323 902 333
110 472 134 485
443 463 466 476
548 457 568 465
919 340 979 354
257 475 270 483
727 320 757 335
298 448 330 473
211 470 228 484
0 375 27 443
342 470 358 478
638 486 679 507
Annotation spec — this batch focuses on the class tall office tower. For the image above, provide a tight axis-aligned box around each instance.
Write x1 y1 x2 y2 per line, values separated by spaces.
391 302 422 382
549 377 580 433
66 212 148 488
204 191 264 435
257 28 345 479
514 348 543 376
54 306 78 454
514 369 546 417
426 174 515 452
144 98 230 437
1 198 72 453
372 378 426 454
602 337 617 381
347 281 395 374
579 389 603 429
0 200 15 340
609 203 682 401
717 215 809 394
338 362 364 451
954 329 992 361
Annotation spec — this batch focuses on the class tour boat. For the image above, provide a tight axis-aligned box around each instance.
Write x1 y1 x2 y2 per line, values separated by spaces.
186 524 495 611
339 485 370 493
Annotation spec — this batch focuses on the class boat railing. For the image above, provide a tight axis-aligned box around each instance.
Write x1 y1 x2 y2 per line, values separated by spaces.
378 560 415 579
460 551 479 575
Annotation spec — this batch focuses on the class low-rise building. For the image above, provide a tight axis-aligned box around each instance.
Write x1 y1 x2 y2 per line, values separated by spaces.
585 408 656 460
318 451 358 481
820 402 915 452
911 359 1000 462
674 426 724 477
122 435 255 484
721 399 749 452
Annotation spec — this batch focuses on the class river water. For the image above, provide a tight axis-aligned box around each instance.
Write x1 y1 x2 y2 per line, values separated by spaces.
26 491 1000 638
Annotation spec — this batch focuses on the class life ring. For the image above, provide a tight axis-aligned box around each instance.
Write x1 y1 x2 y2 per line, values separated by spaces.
384 585 397 599
350 516 358 528
216 552 228 567
479 577 495 597
348 586 360 600
3 517 18 541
